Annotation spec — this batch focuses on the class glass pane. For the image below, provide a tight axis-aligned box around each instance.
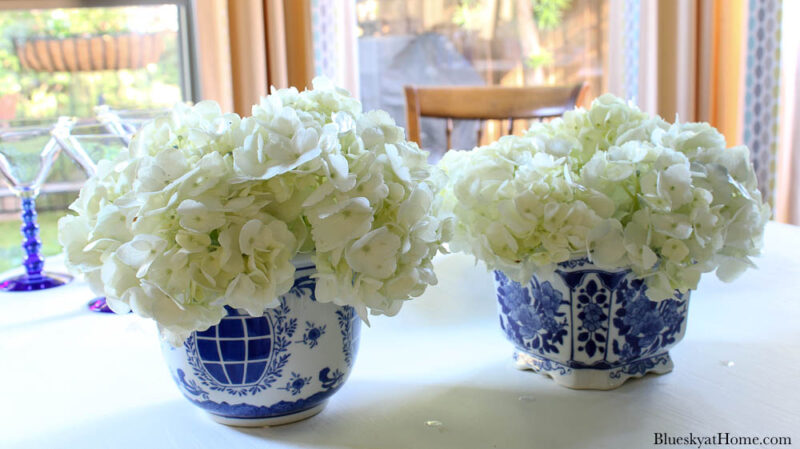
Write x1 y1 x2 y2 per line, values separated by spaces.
0 5 183 120
356 0 608 156
0 4 186 274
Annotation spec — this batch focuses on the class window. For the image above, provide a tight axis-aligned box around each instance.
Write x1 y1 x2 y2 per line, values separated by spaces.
0 1 199 273
354 0 608 155
0 3 198 120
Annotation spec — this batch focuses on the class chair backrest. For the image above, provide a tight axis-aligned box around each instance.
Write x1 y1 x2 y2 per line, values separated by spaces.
404 83 588 150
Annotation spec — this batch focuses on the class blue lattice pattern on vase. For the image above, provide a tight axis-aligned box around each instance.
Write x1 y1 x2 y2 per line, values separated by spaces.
194 308 274 386
161 260 362 424
494 258 690 389
182 298 295 397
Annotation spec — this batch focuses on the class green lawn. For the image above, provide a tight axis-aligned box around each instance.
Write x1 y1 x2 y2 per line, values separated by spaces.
0 210 65 273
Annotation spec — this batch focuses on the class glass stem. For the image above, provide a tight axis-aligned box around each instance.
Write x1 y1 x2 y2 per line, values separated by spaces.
20 196 44 279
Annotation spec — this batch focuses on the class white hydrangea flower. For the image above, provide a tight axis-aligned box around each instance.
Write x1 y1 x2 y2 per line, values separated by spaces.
435 94 769 300
307 197 375 252
59 78 449 345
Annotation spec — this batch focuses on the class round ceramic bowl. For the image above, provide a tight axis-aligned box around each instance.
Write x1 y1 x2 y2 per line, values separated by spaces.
161 258 361 426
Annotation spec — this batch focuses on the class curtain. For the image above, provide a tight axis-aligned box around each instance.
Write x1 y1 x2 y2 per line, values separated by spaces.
194 0 314 116
195 0 234 112
699 0 747 146
606 0 639 102
776 0 800 225
309 0 360 97
780 49 800 223
741 0 782 209
634 0 783 211
637 0 746 131
284 0 315 90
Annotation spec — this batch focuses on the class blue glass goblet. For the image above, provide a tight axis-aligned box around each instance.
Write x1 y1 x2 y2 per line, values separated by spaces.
0 122 73 291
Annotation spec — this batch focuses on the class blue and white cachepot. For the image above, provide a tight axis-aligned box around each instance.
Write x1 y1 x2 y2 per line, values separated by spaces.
494 258 690 390
161 256 360 426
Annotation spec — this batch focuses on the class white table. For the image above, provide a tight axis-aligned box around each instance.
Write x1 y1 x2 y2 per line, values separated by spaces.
2 222 799 449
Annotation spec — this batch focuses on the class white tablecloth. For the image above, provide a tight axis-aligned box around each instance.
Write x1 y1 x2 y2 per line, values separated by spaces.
1 222 799 449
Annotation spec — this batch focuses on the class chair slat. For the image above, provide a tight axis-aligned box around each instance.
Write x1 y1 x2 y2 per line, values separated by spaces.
404 83 588 151
445 118 453 152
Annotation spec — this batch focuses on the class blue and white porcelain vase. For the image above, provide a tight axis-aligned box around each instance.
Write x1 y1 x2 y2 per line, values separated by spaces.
161 256 360 426
494 258 690 390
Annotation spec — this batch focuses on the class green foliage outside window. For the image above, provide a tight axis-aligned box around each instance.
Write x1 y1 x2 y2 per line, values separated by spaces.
0 7 181 120
531 0 572 30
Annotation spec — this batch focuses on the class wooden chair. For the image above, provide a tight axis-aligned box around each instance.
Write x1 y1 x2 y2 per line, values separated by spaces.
403 83 588 150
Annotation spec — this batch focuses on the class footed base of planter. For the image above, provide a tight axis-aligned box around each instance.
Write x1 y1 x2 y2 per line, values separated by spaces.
513 351 674 390
207 401 328 427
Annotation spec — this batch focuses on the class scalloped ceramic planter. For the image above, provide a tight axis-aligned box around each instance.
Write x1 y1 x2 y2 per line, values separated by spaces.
161 258 360 426
494 258 690 390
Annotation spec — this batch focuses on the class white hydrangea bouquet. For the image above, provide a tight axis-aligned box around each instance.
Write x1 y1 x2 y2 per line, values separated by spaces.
436 94 770 301
59 78 450 345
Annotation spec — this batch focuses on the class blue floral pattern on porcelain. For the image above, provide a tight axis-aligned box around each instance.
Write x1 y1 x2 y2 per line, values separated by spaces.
161 260 361 426
297 322 326 348
495 258 689 389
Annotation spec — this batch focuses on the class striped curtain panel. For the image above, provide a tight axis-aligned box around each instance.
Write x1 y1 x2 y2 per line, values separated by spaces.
193 0 314 116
